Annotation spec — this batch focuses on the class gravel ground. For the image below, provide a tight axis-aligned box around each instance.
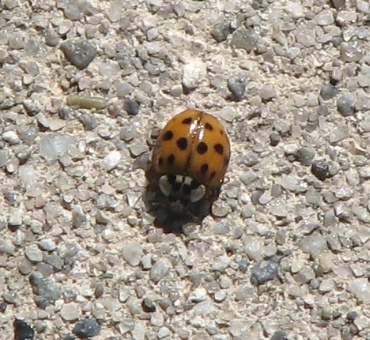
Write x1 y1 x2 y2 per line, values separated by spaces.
1 0 370 339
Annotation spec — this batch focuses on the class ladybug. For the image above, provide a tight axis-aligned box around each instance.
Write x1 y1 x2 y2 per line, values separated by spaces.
146 109 230 221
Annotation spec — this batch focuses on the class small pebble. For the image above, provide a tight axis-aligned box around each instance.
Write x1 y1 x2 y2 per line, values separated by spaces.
142 298 156 313
13 319 34 340
72 318 101 338
211 21 232 42
124 99 140 116
61 40 97 70
39 134 76 162
320 84 338 100
29 273 62 308
260 84 277 102
182 60 205 92
348 278 370 304
60 302 80 321
122 242 143 267
337 94 355 117
250 257 279 286
150 260 169 283
329 125 350 144
103 151 121 171
231 27 258 52
311 160 331 181
340 42 364 62
227 75 246 101
2 130 20 145
271 331 288 340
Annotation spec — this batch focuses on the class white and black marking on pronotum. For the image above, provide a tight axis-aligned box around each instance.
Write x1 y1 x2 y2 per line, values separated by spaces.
159 174 206 204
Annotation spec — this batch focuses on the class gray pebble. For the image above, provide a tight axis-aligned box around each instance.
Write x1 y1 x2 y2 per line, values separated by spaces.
0 239 15 255
230 27 259 52
72 318 101 338
78 113 97 130
18 259 33 275
306 187 321 206
103 151 121 171
311 160 331 181
348 278 370 304
295 25 316 47
2 130 20 145
30 272 62 308
129 143 149 157
316 9 334 26
337 94 355 116
331 0 345 9
227 75 246 101
61 40 98 70
43 254 63 271
329 125 349 143
4 190 20 206
60 302 80 321
297 147 315 166
340 42 364 62
250 257 279 286
211 21 232 43
124 99 140 116
293 265 315 284
238 258 249 273
299 232 328 258
15 146 32 165
260 84 277 102
38 239 57 252
270 132 281 146
45 29 60 46
271 331 288 340
320 84 338 100
150 260 169 283
25 245 43 262
122 242 143 267
182 60 205 92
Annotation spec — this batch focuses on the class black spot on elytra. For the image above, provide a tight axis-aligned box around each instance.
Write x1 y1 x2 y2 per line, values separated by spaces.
210 171 216 180
167 174 176 184
182 184 191 195
214 143 224 155
182 117 192 124
200 163 209 174
224 157 229 166
191 180 200 189
176 137 188 150
162 130 174 141
205 122 213 131
220 130 224 135
196 142 208 154
167 154 175 165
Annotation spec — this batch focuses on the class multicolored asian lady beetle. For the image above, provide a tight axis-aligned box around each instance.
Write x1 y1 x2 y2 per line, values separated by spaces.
146 109 230 221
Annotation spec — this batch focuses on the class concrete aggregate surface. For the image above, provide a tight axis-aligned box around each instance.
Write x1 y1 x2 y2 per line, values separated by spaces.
1 0 370 339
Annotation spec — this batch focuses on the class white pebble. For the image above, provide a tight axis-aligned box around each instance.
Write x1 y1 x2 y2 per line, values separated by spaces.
39 134 76 162
2 130 20 145
348 278 370 304
103 151 121 171
60 302 80 321
182 59 205 91
121 241 143 267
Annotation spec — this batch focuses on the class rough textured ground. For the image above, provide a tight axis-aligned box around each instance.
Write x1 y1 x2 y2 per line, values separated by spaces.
1 0 370 339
